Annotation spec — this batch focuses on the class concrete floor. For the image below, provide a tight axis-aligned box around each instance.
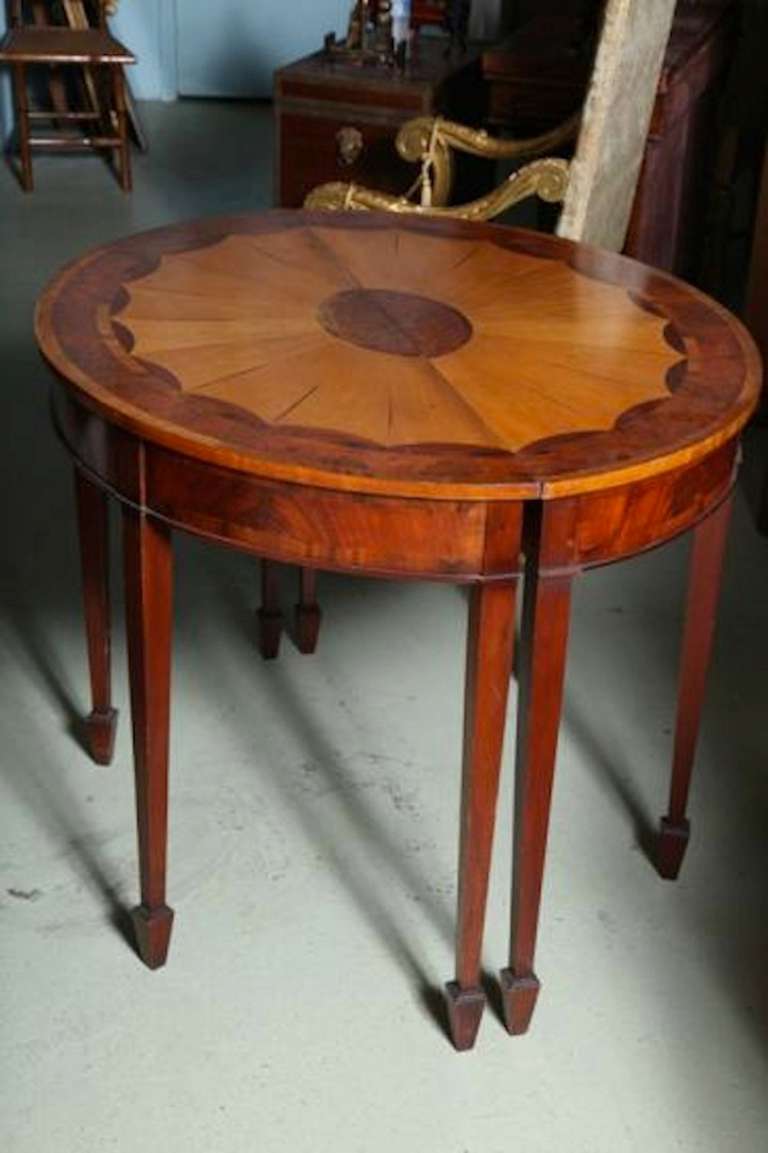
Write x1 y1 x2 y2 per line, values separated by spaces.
1 101 767 1153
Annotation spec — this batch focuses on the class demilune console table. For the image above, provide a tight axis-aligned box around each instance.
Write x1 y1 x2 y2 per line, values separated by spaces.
35 211 760 1050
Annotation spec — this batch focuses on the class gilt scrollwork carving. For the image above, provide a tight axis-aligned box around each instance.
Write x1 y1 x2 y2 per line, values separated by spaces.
304 157 570 223
394 111 581 207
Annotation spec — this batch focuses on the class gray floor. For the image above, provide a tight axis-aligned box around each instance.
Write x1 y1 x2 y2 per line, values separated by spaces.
1 101 767 1153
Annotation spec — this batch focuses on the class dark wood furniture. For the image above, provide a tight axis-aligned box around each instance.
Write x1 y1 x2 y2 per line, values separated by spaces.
412 1 450 30
626 0 737 277
411 2 469 39
0 0 135 191
483 11 594 134
36 211 759 1050
274 40 488 208
484 0 738 279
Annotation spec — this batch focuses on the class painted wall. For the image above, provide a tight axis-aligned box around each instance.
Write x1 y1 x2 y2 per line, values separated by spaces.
175 1 349 98
110 0 177 101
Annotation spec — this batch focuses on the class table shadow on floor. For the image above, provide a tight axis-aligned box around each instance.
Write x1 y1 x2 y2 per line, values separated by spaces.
207 565 464 1041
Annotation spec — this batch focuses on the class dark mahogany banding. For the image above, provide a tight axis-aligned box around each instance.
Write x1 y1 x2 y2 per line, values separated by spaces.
664 322 687 354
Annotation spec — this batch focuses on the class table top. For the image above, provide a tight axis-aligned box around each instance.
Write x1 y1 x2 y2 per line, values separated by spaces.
36 211 760 502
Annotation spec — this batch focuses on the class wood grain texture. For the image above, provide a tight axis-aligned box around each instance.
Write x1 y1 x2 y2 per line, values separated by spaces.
447 576 519 1050
317 288 473 357
123 506 174 969
40 209 758 1050
52 387 741 582
52 391 521 582
36 212 760 502
501 506 573 1036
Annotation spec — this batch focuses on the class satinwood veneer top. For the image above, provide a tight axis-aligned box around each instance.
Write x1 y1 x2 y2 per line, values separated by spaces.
36 211 761 501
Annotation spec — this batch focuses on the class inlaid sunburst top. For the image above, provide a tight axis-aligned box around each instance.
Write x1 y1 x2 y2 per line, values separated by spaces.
37 213 760 499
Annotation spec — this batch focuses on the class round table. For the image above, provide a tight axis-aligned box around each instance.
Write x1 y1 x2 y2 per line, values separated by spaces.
36 211 760 1051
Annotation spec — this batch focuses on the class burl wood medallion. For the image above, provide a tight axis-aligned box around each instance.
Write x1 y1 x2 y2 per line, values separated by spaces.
36 212 761 1052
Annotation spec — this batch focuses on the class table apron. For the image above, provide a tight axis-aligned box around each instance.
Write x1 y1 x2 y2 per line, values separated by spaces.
143 446 524 581
53 392 524 581
530 440 739 574
53 388 740 580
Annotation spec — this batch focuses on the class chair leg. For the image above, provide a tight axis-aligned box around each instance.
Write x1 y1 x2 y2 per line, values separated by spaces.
113 64 131 192
96 64 113 141
294 568 322 654
657 495 733 880
12 63 33 192
74 469 118 765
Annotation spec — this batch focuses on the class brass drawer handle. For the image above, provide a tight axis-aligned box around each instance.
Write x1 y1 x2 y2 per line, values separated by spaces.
336 126 364 166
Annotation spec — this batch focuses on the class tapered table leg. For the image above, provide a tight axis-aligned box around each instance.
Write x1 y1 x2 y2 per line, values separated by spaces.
257 560 284 659
294 567 322 654
123 508 174 969
444 580 518 1051
74 469 118 765
501 532 573 1036
657 495 733 880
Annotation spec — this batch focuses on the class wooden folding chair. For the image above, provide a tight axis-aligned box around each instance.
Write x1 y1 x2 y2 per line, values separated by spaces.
0 0 135 191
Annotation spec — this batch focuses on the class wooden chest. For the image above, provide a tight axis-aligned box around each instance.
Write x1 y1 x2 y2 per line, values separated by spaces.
274 41 488 208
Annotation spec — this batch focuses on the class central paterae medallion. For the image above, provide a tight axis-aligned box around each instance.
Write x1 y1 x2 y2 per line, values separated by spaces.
317 288 473 358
